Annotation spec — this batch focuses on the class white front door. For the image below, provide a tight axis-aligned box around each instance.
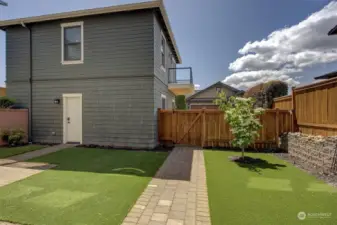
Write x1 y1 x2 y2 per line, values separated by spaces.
63 94 82 144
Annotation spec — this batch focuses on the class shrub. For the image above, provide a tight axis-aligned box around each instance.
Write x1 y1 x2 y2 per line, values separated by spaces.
0 129 10 143
8 129 25 146
215 92 264 158
244 80 288 108
175 95 187 109
0 96 16 108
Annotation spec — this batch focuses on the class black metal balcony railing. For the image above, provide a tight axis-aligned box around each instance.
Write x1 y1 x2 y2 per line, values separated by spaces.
168 67 193 84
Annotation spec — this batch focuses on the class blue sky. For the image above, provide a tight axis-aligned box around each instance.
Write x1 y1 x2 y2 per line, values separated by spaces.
1 0 337 89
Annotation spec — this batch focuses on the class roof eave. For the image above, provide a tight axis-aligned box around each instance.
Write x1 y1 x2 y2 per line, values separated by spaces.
186 81 242 101
0 0 182 63
157 2 181 63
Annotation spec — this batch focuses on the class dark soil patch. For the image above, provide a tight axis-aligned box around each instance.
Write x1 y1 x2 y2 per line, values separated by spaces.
0 143 29 148
204 146 287 153
229 155 287 174
31 142 59 147
76 143 174 152
229 155 266 164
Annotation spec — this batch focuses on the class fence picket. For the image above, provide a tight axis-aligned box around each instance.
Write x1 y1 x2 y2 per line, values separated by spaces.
158 109 292 148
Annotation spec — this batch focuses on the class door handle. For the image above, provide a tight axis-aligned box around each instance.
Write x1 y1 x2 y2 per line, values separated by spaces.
67 117 70 124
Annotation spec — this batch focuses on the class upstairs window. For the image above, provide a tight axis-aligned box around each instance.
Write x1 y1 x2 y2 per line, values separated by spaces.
161 32 166 71
216 87 222 93
61 22 83 64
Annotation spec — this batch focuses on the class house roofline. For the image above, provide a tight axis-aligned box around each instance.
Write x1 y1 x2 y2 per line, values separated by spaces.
328 25 337 36
0 0 182 63
186 81 242 101
314 70 337 80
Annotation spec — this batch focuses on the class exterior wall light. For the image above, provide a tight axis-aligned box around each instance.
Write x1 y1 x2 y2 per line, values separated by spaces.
54 98 60 104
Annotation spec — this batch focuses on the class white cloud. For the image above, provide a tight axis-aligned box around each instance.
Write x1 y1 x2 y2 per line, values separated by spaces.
224 70 299 90
194 84 201 90
224 1 337 89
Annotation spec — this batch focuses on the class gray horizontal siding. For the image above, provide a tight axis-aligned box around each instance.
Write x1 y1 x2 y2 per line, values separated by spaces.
6 82 29 107
5 9 177 148
153 13 176 85
154 76 175 110
6 27 30 82
32 77 155 148
153 76 175 143
6 9 154 83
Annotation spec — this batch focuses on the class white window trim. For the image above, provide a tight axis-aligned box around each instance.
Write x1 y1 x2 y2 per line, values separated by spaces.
161 94 167 109
172 99 176 109
160 31 166 72
61 21 84 65
62 93 83 144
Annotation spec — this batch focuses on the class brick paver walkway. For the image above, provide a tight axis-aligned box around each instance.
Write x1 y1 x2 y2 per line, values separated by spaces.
122 147 211 225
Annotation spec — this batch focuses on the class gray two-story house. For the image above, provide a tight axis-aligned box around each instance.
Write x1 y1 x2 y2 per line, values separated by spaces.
0 0 194 148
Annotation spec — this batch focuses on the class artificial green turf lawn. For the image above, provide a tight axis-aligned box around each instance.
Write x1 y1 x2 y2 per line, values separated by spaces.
0 145 46 158
0 148 168 225
204 151 337 225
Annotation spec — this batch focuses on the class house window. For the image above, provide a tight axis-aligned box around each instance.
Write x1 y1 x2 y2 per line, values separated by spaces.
161 94 166 109
216 87 222 93
61 22 84 64
161 32 166 71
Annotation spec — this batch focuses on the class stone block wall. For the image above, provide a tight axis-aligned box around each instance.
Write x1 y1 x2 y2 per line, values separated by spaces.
281 133 337 174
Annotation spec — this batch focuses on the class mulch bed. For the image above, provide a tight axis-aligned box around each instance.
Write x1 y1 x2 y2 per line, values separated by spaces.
274 153 337 188
204 146 287 153
229 155 266 164
76 144 174 152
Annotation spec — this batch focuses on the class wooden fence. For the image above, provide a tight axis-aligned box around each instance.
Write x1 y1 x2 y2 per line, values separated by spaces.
0 109 28 146
158 109 292 148
273 95 292 110
294 77 337 136
273 77 337 136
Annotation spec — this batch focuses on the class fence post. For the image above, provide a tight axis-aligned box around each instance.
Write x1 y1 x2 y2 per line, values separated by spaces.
275 108 280 146
201 109 206 147
157 108 161 145
172 110 176 143
291 87 296 132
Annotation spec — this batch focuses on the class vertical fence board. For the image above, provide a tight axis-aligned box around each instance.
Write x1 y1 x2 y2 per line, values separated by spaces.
158 109 292 148
272 77 337 136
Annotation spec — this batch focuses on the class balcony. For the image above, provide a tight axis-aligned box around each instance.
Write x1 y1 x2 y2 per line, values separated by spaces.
168 67 195 95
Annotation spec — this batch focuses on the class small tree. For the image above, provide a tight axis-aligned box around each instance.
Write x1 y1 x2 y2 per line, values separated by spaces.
175 95 187 109
215 92 264 159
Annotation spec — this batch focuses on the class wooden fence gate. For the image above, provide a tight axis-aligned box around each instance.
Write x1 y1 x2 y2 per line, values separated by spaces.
158 109 293 148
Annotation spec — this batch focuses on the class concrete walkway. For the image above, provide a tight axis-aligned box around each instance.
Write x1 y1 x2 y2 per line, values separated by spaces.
5 144 74 162
122 147 211 225
0 144 74 187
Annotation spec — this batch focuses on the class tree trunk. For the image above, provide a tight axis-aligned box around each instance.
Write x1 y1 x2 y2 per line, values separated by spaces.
241 147 245 159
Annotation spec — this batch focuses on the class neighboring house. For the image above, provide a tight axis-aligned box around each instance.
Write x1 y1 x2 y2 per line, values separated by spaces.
0 87 5 96
314 70 337 80
186 81 242 109
0 1 194 148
